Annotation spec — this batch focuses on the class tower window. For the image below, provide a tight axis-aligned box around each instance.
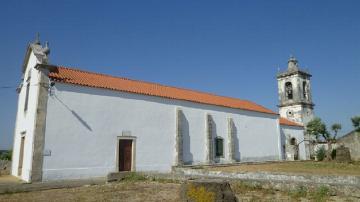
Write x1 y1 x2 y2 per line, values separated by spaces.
290 137 297 145
215 137 224 157
303 81 308 100
285 82 293 100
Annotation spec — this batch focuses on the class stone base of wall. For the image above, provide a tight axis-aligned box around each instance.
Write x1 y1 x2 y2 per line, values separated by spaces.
0 160 11 175
171 168 360 198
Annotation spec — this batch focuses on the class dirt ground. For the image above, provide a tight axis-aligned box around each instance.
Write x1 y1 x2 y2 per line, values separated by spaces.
0 181 180 202
207 161 360 176
0 180 358 202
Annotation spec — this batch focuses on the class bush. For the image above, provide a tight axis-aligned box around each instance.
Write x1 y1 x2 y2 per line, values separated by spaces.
0 150 12 161
316 146 326 161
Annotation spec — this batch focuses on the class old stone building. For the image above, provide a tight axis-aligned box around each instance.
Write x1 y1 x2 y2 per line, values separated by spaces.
277 57 314 160
12 38 305 182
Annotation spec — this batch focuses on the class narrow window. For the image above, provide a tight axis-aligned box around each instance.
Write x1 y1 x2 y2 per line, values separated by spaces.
215 137 224 157
303 81 307 100
285 82 293 100
24 83 30 111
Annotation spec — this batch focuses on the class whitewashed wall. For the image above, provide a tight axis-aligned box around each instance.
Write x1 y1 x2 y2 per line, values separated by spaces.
280 125 306 160
11 52 42 182
42 83 282 181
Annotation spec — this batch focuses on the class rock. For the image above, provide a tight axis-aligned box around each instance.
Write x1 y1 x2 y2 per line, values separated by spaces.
0 160 11 175
335 145 351 163
180 179 237 202
106 172 130 182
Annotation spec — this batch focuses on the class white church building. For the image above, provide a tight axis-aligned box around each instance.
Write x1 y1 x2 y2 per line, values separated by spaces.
11 38 310 182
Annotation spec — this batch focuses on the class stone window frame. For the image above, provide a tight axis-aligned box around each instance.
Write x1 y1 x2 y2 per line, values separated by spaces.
214 137 224 158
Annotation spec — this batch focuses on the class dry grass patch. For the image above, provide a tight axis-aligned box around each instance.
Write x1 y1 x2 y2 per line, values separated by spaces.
207 161 360 176
0 181 180 202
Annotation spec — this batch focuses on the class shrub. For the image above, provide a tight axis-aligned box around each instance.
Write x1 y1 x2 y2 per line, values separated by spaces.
316 146 326 161
0 150 12 161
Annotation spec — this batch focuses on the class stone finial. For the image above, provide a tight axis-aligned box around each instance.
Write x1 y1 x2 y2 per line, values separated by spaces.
34 33 41 45
43 41 50 55
288 55 299 71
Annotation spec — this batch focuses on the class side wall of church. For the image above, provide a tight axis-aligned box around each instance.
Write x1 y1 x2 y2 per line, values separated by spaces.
11 52 42 182
280 125 306 160
42 83 282 181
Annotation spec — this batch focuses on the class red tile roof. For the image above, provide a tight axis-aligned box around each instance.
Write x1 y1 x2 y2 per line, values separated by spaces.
48 66 278 115
279 117 303 127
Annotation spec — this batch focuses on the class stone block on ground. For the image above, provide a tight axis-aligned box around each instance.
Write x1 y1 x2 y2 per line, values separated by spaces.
0 160 11 176
106 172 131 182
180 179 236 202
336 145 351 163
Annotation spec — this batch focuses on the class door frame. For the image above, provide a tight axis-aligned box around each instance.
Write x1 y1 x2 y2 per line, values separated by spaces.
116 136 136 172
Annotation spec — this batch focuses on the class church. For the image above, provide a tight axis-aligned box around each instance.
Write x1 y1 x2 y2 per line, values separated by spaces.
11 38 313 182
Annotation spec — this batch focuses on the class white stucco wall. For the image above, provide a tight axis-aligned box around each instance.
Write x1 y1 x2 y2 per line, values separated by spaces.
11 52 42 182
280 125 306 160
42 83 282 181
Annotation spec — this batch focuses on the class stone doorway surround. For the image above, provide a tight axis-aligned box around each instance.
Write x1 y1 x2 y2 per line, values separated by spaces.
116 136 136 172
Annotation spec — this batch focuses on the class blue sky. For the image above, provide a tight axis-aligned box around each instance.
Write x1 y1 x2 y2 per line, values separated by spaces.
0 0 359 149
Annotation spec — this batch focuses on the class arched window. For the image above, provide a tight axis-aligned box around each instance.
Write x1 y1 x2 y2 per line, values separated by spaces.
290 137 297 145
215 137 224 157
285 82 293 100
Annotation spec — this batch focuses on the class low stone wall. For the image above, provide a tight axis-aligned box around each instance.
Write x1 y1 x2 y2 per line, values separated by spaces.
0 160 11 175
173 168 360 197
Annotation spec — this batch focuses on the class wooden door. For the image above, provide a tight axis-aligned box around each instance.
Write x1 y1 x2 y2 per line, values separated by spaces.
119 140 132 171
18 136 25 176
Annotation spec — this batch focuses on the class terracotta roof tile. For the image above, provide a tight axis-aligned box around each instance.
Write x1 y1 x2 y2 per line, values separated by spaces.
48 66 278 115
279 117 303 127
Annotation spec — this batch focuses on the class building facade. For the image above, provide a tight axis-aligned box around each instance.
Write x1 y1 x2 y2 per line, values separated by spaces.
12 39 304 182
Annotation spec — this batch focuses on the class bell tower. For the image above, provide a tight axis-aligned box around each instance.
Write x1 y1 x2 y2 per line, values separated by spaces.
277 56 314 126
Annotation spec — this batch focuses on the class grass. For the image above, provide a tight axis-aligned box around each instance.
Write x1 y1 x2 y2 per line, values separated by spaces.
309 186 330 202
207 161 360 176
288 185 308 199
119 172 181 184
231 181 275 195
121 172 147 182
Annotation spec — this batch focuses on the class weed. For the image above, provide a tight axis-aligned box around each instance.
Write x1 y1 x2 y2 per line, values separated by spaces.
187 184 215 202
122 172 147 182
310 186 330 202
289 185 307 199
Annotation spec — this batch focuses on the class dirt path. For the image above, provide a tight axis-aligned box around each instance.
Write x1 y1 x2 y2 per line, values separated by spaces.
0 181 180 202
0 181 358 202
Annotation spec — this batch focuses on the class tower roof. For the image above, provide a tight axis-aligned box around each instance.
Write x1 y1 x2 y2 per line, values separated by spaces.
277 56 311 79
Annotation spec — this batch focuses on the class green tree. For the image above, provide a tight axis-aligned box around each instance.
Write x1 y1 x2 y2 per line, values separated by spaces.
306 118 341 161
331 123 342 139
0 150 12 161
351 116 360 132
